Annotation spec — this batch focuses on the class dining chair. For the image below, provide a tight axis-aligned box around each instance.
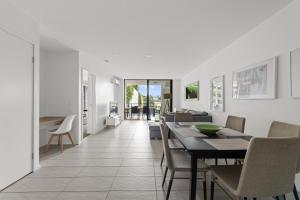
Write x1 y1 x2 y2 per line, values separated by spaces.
130 106 140 119
47 115 76 152
216 115 246 165
268 121 300 200
210 137 300 200
174 112 194 122
142 105 148 119
160 122 209 200
225 115 246 133
160 112 193 166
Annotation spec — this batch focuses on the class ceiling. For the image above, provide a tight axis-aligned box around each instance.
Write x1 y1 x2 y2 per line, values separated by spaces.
9 0 292 78
40 35 75 52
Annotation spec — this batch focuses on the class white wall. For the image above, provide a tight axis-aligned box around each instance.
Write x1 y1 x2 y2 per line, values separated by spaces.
79 52 116 133
40 50 80 145
181 0 300 187
172 79 181 111
0 0 40 170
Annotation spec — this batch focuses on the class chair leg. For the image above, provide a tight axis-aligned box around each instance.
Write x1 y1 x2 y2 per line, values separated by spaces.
160 152 164 166
166 171 175 200
294 184 300 200
162 166 168 187
67 132 75 145
203 180 207 200
203 172 207 200
225 158 228 165
46 134 55 151
243 197 247 200
60 135 63 152
215 158 218 165
57 135 60 146
210 180 215 200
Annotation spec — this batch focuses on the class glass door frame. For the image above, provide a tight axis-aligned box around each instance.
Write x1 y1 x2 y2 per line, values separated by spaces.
124 79 173 121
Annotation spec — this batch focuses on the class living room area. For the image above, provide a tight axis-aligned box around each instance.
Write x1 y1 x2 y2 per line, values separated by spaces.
2 0 300 200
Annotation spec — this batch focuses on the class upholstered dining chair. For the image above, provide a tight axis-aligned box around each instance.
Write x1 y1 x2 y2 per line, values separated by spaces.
47 115 76 152
217 115 246 165
226 115 246 133
268 121 300 200
174 112 194 122
160 122 209 200
210 137 300 200
160 112 193 166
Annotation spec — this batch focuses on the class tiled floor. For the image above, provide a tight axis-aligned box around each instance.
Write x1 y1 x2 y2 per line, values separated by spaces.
0 120 280 200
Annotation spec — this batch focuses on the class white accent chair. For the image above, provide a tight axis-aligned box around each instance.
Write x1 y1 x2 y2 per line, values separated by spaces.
47 115 76 152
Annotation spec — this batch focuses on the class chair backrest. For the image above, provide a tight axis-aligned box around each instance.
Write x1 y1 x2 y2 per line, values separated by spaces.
175 112 193 122
237 137 300 197
55 115 76 134
159 122 175 170
142 106 148 113
225 115 246 133
131 106 139 113
268 121 300 172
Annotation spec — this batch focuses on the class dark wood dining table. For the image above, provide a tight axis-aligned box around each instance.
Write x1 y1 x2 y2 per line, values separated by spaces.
166 122 252 200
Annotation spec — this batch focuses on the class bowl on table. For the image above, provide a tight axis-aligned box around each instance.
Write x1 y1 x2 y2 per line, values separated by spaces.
195 124 222 137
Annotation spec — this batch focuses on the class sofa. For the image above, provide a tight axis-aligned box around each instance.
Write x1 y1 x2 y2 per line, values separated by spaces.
163 109 212 122
148 109 212 139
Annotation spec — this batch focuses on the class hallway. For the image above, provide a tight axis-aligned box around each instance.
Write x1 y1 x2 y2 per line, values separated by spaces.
0 121 227 200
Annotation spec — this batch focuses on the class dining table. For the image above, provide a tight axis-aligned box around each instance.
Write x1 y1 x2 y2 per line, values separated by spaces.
165 122 252 200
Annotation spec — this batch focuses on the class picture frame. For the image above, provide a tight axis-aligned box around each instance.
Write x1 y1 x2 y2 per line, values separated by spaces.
185 81 199 100
210 75 225 112
232 57 277 99
290 48 300 98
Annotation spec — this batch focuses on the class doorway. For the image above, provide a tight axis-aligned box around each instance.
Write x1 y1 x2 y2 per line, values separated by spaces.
0 28 34 190
124 79 172 121
81 69 89 139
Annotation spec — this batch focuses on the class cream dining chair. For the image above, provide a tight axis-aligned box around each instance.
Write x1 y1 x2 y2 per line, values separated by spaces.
210 137 300 200
47 115 76 152
160 122 209 200
268 121 300 200
160 112 193 166
216 115 246 165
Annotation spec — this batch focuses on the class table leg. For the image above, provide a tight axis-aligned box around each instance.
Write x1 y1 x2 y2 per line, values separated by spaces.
190 153 198 200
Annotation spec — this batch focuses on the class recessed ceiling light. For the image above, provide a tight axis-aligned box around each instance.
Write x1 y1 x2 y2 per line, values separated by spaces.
145 55 153 58
104 59 109 63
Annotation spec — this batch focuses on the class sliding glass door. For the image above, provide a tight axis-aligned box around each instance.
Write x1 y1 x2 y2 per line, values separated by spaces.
124 79 172 121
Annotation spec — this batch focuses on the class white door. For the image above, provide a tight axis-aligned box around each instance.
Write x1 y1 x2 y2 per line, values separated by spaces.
87 74 96 134
0 29 33 190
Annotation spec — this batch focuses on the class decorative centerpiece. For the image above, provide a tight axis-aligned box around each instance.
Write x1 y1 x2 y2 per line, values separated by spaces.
195 124 222 137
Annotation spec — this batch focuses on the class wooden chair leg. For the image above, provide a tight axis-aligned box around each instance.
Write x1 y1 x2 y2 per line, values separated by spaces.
67 132 75 145
59 135 63 152
57 135 61 150
46 134 55 151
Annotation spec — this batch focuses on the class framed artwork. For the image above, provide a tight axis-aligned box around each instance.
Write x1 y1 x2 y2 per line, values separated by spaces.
232 57 277 99
291 48 300 98
210 75 225 112
185 81 199 100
